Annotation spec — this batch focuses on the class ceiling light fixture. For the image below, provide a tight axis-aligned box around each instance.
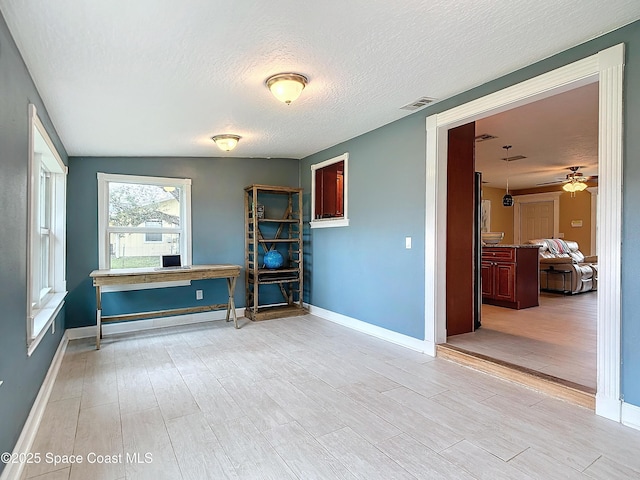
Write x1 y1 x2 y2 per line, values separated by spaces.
265 73 308 105
502 145 514 207
562 167 588 196
211 134 241 152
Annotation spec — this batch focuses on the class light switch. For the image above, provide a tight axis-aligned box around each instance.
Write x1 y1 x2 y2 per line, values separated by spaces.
196 290 203 300
405 237 412 249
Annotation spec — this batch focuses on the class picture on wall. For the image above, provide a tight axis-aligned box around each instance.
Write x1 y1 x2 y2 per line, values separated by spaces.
481 200 491 232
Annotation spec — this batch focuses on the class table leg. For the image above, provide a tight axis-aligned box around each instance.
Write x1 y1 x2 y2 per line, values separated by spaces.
96 285 102 350
226 276 239 329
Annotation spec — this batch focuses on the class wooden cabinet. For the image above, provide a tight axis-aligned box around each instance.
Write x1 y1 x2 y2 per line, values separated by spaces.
244 184 307 321
481 246 539 309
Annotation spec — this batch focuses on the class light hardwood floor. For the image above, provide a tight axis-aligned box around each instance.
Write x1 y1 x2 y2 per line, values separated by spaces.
20 312 640 480
447 291 597 390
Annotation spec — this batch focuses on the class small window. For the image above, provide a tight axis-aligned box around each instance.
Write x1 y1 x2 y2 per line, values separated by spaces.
310 153 349 228
27 105 67 354
97 173 191 271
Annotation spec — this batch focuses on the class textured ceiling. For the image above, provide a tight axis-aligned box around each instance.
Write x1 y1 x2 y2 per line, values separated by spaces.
1 1 639 160
475 82 599 190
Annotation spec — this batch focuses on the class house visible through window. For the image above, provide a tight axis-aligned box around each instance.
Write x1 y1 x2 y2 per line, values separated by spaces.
28 105 67 355
310 152 349 228
145 220 163 242
97 173 192 270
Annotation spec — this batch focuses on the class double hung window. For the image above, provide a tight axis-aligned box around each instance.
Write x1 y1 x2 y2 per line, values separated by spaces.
97 173 192 271
28 105 67 354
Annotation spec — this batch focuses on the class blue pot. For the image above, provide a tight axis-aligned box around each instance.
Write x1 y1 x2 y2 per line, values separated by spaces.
263 250 284 269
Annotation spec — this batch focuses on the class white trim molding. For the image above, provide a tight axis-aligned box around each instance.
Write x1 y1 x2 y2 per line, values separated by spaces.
310 152 350 229
622 402 640 431
595 44 624 421
513 192 562 243
0 335 68 480
306 304 433 355
426 43 624 422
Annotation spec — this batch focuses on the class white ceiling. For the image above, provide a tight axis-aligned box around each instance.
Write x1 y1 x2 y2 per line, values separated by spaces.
1 1 639 161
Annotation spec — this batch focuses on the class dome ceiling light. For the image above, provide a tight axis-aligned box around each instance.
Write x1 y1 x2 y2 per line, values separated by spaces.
265 73 308 105
211 134 241 152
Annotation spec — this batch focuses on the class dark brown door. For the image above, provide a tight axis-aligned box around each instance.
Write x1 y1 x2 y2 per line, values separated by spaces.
446 122 476 336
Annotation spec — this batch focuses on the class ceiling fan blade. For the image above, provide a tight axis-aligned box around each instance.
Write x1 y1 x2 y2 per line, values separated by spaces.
536 180 565 186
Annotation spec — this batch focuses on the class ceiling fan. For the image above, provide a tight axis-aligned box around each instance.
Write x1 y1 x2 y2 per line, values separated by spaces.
537 166 598 188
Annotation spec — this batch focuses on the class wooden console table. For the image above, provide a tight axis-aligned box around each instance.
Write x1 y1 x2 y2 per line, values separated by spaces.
90 264 241 349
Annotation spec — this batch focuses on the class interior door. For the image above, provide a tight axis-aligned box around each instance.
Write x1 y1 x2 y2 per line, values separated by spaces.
446 122 476 336
520 201 554 242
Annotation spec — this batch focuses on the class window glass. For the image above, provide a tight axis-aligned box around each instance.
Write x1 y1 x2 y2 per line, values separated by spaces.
98 174 191 270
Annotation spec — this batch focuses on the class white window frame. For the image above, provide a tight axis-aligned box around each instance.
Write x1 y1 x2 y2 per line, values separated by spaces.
310 152 349 229
27 105 67 355
97 173 192 291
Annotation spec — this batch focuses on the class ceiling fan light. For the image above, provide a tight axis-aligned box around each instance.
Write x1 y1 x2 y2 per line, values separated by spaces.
211 134 241 152
563 181 587 193
266 73 308 104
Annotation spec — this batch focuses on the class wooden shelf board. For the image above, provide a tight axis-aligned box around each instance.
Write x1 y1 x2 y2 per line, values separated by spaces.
245 304 307 321
258 218 299 223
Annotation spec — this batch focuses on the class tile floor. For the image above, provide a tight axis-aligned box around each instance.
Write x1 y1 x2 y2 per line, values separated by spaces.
18 313 640 479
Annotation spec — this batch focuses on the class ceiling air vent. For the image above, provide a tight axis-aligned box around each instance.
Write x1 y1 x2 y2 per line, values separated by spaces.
502 155 527 162
475 133 498 142
400 97 436 111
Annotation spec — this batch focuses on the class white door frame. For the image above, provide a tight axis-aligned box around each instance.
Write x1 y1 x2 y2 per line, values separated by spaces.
425 44 624 422
513 192 562 243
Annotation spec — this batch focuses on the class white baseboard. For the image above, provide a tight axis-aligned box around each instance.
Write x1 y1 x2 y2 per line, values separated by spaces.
595 393 622 422
622 401 640 431
66 308 246 340
0 335 68 480
305 304 432 355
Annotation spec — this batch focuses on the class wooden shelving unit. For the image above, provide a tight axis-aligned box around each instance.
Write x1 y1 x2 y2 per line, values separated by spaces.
244 184 307 321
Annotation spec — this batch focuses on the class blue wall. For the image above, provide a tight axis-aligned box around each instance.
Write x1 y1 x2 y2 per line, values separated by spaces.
302 116 427 339
65 156 300 328
301 21 640 406
0 13 68 473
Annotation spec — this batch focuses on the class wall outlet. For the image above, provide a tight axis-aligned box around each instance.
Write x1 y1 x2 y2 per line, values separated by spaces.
196 290 203 300
405 237 412 249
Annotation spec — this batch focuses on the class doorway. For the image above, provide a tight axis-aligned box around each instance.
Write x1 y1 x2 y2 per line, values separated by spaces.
425 44 624 421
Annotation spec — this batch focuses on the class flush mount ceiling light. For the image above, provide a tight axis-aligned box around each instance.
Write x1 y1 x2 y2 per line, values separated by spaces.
211 134 241 152
265 73 308 105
